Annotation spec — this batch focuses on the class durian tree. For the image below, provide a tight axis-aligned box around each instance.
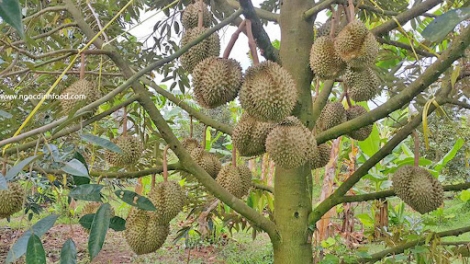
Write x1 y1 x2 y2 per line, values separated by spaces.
1 0 470 263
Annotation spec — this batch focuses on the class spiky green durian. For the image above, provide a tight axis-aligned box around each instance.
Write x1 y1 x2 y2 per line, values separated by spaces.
239 61 297 122
344 67 380 102
190 147 221 178
216 164 252 198
148 181 185 224
346 105 373 141
310 36 346 80
0 182 24 219
60 79 101 117
317 102 347 132
180 27 220 73
232 113 275 157
192 57 243 108
392 166 444 214
181 3 211 29
310 143 331 169
334 20 369 60
105 135 143 166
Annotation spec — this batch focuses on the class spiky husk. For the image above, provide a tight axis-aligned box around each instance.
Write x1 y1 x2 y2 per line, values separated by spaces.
124 208 169 255
60 79 101 117
0 182 24 219
266 117 317 169
181 138 201 153
344 67 380 102
317 102 347 132
239 61 297 122
180 27 220 73
192 57 243 108
334 20 369 61
190 148 221 178
181 3 211 29
105 135 143 166
345 32 379 70
148 181 186 224
310 143 331 169
310 36 346 80
392 166 444 214
232 113 275 157
216 164 251 198
346 105 373 141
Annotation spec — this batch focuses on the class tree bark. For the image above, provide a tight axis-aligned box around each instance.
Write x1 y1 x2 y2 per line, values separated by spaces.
272 0 315 263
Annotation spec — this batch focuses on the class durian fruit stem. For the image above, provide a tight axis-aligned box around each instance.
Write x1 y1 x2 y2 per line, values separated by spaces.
202 125 208 150
413 130 420 167
197 0 204 29
329 6 339 38
347 0 355 19
345 92 353 108
1 156 6 176
189 115 193 138
163 145 170 182
151 173 156 188
246 19 259 65
80 53 85 79
223 20 246 59
341 4 351 23
122 107 128 136
232 147 237 168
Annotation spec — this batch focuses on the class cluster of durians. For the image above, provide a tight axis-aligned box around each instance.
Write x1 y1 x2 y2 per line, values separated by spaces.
124 180 186 255
310 20 381 102
392 166 444 214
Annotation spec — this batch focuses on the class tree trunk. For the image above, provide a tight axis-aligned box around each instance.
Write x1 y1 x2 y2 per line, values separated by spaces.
273 1 315 263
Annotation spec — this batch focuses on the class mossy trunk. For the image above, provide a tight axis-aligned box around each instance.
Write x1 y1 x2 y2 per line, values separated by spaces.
272 0 315 263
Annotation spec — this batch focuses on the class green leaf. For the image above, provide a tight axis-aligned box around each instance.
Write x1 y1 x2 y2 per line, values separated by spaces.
79 214 95 230
80 134 122 154
114 190 156 211
26 234 46 264
434 138 464 172
62 159 89 178
6 214 58 263
421 7 470 42
0 0 24 38
88 203 111 261
460 190 470 202
109 216 126 231
5 155 37 181
0 173 7 190
60 239 77 264
69 184 103 202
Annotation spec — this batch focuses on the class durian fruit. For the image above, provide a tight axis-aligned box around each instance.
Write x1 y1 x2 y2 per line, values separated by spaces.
232 113 275 157
180 27 220 73
316 19 347 38
309 36 346 80
105 135 143 167
345 32 379 70
236 165 253 196
346 105 372 141
181 2 211 29
310 143 331 169
0 182 24 219
124 208 169 255
334 20 369 61
148 181 186 224
316 102 347 132
239 61 297 122
192 57 243 108
344 67 380 102
216 164 252 198
60 79 101 117
266 117 317 169
190 147 221 178
181 138 201 153
392 166 444 214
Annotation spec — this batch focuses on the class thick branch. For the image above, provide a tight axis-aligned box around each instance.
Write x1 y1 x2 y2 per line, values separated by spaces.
32 70 123 76
64 0 279 241
3 96 138 156
358 4 437 18
239 0 279 62
378 37 437 57
446 98 470 110
316 24 470 144
358 225 470 263
253 183 274 193
304 0 336 20
226 0 279 22
141 79 233 135
371 0 442 37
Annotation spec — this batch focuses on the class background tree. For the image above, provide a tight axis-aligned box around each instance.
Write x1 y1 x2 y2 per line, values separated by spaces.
1 0 470 263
